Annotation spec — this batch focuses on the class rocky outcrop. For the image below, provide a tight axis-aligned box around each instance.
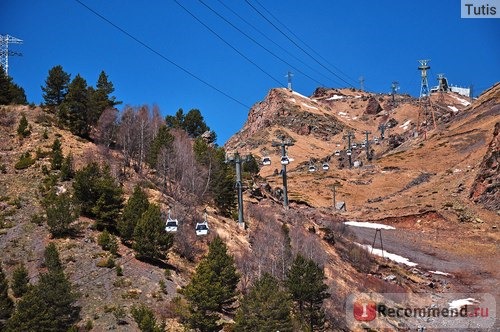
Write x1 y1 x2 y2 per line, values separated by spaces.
364 96 383 115
469 122 500 210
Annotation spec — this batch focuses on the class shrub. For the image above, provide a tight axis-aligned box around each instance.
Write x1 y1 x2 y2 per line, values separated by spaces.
97 230 118 255
15 152 35 170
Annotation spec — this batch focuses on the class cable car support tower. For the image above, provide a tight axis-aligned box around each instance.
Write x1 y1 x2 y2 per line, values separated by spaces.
417 60 436 133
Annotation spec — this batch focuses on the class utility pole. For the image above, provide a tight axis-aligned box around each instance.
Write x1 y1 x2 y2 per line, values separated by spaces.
362 130 371 159
331 181 342 210
343 131 355 168
272 137 294 209
226 152 246 227
0 34 23 75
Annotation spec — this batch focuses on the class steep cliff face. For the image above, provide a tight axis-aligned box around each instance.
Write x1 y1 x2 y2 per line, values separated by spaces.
470 121 500 210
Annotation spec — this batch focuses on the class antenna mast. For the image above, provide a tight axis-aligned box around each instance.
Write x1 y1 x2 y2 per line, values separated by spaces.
0 34 23 75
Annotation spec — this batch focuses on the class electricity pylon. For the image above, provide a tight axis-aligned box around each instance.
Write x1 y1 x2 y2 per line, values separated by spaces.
0 34 23 75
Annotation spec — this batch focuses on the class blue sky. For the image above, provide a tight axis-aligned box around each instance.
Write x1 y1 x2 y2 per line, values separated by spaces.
2 1 499 144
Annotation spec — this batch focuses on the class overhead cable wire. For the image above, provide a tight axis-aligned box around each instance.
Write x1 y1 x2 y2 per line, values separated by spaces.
74 0 251 109
253 0 359 87
199 0 328 87
245 0 355 88
173 0 283 87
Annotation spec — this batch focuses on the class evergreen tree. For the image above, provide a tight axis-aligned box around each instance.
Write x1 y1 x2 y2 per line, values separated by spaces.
131 304 164 332
182 236 239 332
51 138 63 170
6 244 80 331
44 242 62 272
242 154 260 175
44 191 79 238
118 185 150 243
41 65 71 106
211 148 236 217
0 264 14 329
133 204 173 261
286 255 330 331
62 74 90 138
234 273 293 332
165 108 184 129
183 109 209 138
147 125 174 168
0 67 26 105
11 263 29 297
60 152 74 181
73 162 123 230
16 113 30 137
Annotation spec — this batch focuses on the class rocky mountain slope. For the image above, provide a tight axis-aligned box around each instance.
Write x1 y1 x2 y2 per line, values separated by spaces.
0 82 498 331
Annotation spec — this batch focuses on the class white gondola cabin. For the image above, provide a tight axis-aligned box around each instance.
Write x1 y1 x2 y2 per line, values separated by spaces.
346 149 352 156
322 163 330 170
334 150 340 156
280 156 290 165
195 221 209 236
165 218 179 233
262 156 271 166
308 165 316 172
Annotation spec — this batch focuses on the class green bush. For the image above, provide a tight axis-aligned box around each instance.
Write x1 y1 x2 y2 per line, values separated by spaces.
15 152 35 170
97 230 118 255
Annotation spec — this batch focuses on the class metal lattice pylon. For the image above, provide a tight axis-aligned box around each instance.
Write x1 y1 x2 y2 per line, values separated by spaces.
0 34 23 75
417 59 436 131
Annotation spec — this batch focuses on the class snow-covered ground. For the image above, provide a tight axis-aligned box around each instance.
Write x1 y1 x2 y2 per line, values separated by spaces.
302 102 318 110
345 221 395 230
449 298 478 310
448 105 459 113
355 243 418 267
400 119 412 131
429 270 451 276
326 94 344 100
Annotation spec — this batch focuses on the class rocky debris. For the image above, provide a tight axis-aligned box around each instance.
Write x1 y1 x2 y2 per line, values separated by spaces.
385 118 399 128
201 130 216 145
469 122 500 210
364 96 383 115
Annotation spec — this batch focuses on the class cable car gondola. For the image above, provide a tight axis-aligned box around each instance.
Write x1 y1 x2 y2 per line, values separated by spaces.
308 165 316 172
322 163 330 170
280 156 290 165
262 156 271 166
195 221 209 236
346 149 352 156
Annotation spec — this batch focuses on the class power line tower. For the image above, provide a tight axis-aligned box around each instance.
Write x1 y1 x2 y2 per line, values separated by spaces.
286 71 294 91
359 76 365 91
417 59 436 132
362 130 372 160
391 81 399 105
272 137 294 209
0 34 23 75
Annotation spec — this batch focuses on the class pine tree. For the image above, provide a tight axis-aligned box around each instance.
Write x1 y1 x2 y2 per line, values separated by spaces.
73 162 123 230
118 185 149 243
0 264 14 329
131 304 164 332
44 191 79 238
51 138 63 170
234 273 293 332
286 255 330 331
16 113 30 137
0 67 26 105
62 74 90 138
133 204 173 261
11 263 29 297
182 236 239 332
60 152 74 181
41 65 71 106
211 148 236 217
44 242 63 272
6 245 80 331
147 125 174 168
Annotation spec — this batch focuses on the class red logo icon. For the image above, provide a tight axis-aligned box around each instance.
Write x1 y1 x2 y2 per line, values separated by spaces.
353 300 377 321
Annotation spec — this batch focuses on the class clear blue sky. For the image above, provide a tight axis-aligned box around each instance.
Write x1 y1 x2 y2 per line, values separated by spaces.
2 1 499 144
